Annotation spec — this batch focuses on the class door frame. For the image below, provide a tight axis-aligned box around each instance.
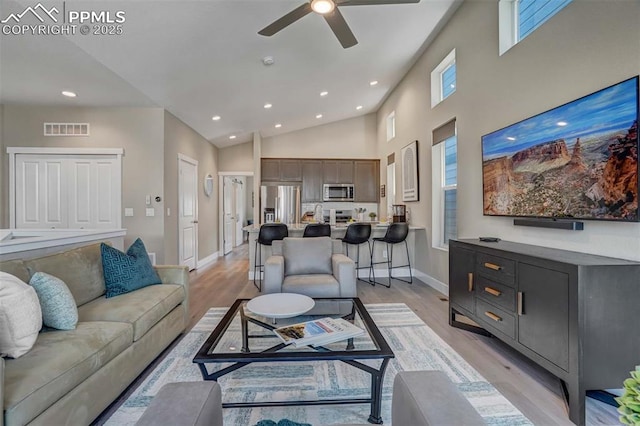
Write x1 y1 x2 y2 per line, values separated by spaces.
218 171 253 256
178 153 198 269
7 147 123 228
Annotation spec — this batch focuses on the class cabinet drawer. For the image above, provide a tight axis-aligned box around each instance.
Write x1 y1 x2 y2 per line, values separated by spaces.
476 253 515 286
476 299 515 339
475 275 516 312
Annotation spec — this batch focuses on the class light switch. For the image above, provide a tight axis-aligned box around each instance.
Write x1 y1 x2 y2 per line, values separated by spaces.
146 208 155 217
124 208 134 217
167 208 171 216
145 195 151 206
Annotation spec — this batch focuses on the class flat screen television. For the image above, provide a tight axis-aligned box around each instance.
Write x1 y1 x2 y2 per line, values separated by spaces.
482 76 639 222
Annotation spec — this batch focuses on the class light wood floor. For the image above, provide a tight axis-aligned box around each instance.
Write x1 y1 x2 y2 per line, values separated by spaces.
188 244 619 426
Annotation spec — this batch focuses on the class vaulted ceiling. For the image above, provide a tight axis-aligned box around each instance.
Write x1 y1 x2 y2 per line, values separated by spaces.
0 0 460 147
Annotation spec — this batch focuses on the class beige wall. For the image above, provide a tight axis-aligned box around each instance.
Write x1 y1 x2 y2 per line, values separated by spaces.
377 0 640 285
262 114 378 158
164 111 219 264
0 104 5 228
218 141 253 172
1 106 166 260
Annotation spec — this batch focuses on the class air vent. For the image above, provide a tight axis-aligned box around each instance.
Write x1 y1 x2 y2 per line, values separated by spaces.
44 123 90 136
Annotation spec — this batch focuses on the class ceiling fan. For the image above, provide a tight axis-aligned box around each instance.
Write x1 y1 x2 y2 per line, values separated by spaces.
258 0 420 49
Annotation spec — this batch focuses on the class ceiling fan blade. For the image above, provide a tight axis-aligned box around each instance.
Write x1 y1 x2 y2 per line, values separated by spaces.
323 8 358 48
338 0 420 6
258 3 313 36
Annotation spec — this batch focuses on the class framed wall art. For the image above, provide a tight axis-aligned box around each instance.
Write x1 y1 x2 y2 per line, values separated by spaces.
401 140 419 201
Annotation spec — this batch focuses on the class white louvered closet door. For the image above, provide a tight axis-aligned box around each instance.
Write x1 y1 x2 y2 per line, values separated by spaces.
14 154 121 229
15 155 68 229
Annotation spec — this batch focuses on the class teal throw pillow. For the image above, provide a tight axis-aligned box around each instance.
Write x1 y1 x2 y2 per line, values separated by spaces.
101 238 161 298
29 272 78 330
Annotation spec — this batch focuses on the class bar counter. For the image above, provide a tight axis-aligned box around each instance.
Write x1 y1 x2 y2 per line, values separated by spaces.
243 223 424 280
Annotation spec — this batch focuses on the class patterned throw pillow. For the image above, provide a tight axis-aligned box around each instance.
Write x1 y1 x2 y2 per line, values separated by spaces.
101 238 162 298
0 272 42 358
29 272 78 330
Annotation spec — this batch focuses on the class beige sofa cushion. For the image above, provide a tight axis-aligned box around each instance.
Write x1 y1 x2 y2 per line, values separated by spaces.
78 284 184 341
282 274 340 297
0 260 30 283
3 321 133 426
24 243 106 306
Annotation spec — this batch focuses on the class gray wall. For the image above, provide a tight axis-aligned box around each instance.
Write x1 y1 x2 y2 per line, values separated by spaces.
218 141 253 172
376 0 640 286
262 114 378 158
0 104 5 228
1 106 167 260
164 111 219 264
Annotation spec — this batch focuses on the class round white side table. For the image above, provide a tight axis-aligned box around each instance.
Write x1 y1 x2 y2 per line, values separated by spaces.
246 293 315 319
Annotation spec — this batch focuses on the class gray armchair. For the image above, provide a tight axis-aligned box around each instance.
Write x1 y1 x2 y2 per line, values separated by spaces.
263 237 356 315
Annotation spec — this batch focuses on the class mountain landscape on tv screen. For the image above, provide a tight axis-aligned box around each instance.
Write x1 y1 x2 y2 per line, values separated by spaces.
483 120 638 220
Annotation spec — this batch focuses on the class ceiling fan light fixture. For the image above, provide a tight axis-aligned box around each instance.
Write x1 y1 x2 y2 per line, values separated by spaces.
311 0 335 14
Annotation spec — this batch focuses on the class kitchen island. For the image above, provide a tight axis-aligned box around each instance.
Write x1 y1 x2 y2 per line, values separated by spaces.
243 223 424 280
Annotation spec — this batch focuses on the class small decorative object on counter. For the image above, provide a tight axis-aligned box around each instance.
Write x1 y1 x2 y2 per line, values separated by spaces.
392 204 406 223
354 207 367 222
369 212 377 222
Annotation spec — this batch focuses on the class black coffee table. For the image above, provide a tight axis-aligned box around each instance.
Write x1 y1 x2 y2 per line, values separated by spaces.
193 297 395 424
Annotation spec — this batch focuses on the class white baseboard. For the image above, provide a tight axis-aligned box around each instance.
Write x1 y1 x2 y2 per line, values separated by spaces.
197 252 219 269
413 269 449 296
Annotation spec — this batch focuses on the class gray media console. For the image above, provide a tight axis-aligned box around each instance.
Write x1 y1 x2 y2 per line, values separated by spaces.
449 239 640 426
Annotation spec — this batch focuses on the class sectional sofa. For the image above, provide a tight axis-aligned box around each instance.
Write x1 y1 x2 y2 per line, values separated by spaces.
0 242 189 426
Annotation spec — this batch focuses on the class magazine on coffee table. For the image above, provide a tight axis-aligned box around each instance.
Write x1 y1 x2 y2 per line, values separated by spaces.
274 317 364 348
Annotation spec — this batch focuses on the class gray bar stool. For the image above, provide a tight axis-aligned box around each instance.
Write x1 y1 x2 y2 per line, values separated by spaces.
370 222 412 288
339 223 374 285
253 223 288 291
303 223 332 237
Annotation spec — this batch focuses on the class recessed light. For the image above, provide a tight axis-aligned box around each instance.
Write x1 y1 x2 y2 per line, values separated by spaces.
229 135 236 139
212 115 221 121
557 121 568 126
264 103 272 109
356 105 363 110
320 91 328 97
507 136 516 141
369 80 378 86
62 91 76 98
316 114 323 119
275 123 282 128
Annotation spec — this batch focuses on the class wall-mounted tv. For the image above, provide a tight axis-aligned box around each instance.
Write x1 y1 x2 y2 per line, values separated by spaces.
482 76 639 222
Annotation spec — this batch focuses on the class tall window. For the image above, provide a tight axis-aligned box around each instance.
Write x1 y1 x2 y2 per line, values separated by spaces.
432 119 457 248
386 111 396 142
499 0 572 55
442 136 458 244
430 49 456 107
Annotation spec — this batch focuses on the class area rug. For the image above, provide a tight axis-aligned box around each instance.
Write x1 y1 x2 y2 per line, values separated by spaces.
105 303 532 425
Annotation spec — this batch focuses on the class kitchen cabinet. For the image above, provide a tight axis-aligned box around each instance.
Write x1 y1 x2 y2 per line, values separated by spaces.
301 160 323 202
449 239 640 426
354 160 379 202
323 160 353 184
261 159 280 181
261 159 302 182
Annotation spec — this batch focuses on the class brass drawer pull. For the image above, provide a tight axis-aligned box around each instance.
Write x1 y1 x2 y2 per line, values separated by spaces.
484 287 502 297
517 291 524 316
484 262 502 271
485 311 502 322
468 272 474 292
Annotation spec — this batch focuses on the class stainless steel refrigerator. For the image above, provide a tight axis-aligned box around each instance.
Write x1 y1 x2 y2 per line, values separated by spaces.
260 183 301 224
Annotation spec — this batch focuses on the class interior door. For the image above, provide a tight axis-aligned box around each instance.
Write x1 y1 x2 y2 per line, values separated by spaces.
178 155 198 270
223 177 234 255
234 178 245 247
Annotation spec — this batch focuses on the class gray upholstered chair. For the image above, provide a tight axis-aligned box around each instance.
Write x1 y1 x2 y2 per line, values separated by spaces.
263 237 356 315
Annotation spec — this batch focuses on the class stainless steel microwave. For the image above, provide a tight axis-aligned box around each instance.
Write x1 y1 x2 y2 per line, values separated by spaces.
323 184 354 201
